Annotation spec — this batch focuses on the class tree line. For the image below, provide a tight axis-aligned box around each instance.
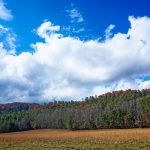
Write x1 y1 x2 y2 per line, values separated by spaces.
0 89 150 132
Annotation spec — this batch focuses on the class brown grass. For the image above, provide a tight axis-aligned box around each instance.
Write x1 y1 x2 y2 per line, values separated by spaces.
0 128 150 141
0 128 150 150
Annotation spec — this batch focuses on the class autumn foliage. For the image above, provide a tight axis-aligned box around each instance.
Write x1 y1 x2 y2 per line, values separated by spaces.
0 89 150 132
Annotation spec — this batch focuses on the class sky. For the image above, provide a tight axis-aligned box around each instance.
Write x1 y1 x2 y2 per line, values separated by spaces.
0 0 150 103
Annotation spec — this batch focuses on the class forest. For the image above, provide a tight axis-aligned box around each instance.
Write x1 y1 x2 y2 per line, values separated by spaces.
0 89 150 133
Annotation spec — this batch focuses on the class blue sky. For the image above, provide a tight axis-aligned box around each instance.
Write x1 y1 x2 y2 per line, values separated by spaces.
2 0 150 52
0 0 150 103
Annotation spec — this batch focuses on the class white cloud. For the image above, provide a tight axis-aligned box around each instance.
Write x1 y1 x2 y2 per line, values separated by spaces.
0 24 16 54
0 16 150 103
0 24 8 31
105 24 115 39
92 79 150 96
64 4 85 35
37 21 60 40
66 5 84 23
63 26 85 34
0 0 13 20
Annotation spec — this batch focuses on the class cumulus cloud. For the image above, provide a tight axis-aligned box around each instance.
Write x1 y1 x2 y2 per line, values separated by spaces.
92 79 150 96
0 0 13 20
36 21 60 39
0 16 150 103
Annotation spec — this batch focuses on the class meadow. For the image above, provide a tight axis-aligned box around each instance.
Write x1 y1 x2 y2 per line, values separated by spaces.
0 128 150 150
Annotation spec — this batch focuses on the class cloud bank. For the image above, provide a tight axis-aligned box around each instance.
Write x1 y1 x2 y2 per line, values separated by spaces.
0 0 13 20
0 16 150 103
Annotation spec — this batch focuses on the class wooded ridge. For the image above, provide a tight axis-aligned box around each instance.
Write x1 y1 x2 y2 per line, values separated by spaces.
0 89 150 132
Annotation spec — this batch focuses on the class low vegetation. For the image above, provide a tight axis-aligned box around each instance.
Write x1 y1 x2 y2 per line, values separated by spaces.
0 129 150 150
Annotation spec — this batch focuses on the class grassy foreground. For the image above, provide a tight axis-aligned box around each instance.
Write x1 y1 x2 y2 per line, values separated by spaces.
0 129 150 150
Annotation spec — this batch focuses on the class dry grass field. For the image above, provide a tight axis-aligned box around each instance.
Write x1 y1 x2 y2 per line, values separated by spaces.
0 128 150 150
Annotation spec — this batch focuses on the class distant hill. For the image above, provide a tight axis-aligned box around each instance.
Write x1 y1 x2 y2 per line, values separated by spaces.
0 102 39 114
0 89 150 133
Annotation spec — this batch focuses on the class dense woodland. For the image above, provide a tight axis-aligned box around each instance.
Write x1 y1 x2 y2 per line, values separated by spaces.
0 89 150 133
